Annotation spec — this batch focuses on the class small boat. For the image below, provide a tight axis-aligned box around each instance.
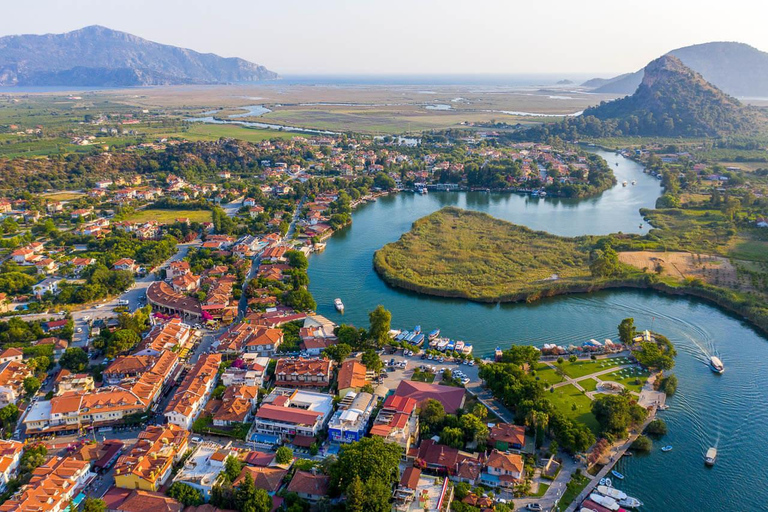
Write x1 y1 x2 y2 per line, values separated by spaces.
437 339 449 351
631 180 637 185
428 329 440 340
599 477 612 487
619 496 644 509
658 404 669 410
494 347 503 361
334 298 344 312
623 451 633 457
661 445 673 452
454 340 465 352
709 356 724 374
429 338 440 348
589 493 620 511
622 180 628 187
611 470 625 480
705 447 717 466
462 344 473 355
413 325 421 334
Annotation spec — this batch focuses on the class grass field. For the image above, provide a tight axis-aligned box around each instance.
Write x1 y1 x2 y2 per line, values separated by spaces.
535 364 565 386
180 123 310 142
533 482 550 497
580 378 599 392
374 207 595 301
554 473 590 512
42 191 85 201
121 209 212 224
545 384 599 434
603 368 650 393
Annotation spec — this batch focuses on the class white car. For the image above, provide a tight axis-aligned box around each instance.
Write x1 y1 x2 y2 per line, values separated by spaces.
75 328 83 333
468 360 475 366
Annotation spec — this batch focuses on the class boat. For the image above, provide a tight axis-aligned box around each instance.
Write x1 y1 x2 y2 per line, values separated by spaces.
429 338 440 348
462 344 473 355
396 331 408 341
661 445 673 452
709 356 724 374
631 180 637 185
446 342 455 352
619 497 644 509
412 333 425 346
428 329 440 340
658 404 669 410
413 325 421 334
598 477 612 487
610 470 625 480
454 340 465 352
405 332 417 342
494 347 503 361
596 486 626 500
421 188 428 195
589 493 620 511
622 180 628 187
437 339 449 351
705 447 717 466
622 451 633 457
334 298 344 312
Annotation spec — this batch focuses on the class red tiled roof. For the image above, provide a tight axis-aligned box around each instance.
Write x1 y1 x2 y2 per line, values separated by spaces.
286 471 330 497
393 380 465 414
400 466 421 489
255 404 323 426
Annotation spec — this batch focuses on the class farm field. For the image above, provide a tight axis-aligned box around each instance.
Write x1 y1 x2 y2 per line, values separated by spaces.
121 208 212 224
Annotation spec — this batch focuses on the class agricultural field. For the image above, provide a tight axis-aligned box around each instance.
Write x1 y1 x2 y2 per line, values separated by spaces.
121 208 212 224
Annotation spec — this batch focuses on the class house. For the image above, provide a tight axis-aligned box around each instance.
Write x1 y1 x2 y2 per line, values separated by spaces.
103 355 158 385
173 442 237 499
113 258 139 273
392 380 466 414
71 257 96 273
72 439 124 473
33 277 62 298
113 424 189 492
0 360 32 407
414 439 481 476
212 385 259 427
0 348 23 365
286 471 330 503
488 423 527 452
101 488 183 512
165 353 221 430
243 326 283 356
32 337 69 360
235 466 287 495
251 388 334 444
0 440 23 492
0 456 91 512
336 359 369 397
370 394 419 452
42 318 69 332
220 356 269 387
34 258 58 275
171 273 200 293
167 261 191 279
54 369 95 395
480 450 524 489
327 391 375 444
274 358 332 388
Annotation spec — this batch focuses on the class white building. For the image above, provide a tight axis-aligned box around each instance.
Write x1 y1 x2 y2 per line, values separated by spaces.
250 388 334 445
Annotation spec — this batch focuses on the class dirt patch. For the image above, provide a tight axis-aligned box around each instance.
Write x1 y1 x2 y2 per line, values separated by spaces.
619 251 746 290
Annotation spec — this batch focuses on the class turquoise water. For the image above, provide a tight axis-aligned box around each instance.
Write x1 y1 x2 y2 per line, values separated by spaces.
307 150 768 510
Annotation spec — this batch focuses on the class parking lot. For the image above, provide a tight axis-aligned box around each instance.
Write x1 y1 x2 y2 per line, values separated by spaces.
377 349 482 392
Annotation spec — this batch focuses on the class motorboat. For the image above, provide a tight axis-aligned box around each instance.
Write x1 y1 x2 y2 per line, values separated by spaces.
597 485 626 500
428 329 440 340
661 445 673 452
454 341 465 352
589 493 620 511
705 447 717 466
631 180 637 185
622 181 628 187
610 470 625 480
462 344 473 355
619 496 644 509
437 339 449 351
334 298 344 312
709 356 724 374
598 477 612 487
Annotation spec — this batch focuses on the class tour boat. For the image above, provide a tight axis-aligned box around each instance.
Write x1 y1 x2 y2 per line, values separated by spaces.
611 470 625 480
446 341 455 352
462 344 473 355
705 447 717 466
454 340 465 352
412 333 425 346
334 298 344 312
709 356 724 374
437 339 449 351
596 486 626 500
396 331 408 341
661 445 673 452
429 338 440 348
428 329 440 340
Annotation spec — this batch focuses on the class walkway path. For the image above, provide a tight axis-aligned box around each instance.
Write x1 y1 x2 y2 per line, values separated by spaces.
549 363 634 391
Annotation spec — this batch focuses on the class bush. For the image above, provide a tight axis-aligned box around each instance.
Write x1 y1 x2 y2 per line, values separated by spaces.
631 434 652 452
658 374 678 395
646 419 668 437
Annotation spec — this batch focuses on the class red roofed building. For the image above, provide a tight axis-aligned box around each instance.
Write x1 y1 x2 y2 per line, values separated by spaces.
392 380 466 414
285 471 330 503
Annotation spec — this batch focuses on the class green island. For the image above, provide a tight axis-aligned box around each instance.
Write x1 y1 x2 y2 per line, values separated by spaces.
374 206 768 336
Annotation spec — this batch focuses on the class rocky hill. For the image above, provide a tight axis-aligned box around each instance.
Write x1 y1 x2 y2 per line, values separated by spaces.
584 42 768 97
582 55 761 137
0 25 278 86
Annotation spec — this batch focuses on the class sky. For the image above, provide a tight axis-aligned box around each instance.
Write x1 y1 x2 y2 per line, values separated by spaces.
1 0 767 77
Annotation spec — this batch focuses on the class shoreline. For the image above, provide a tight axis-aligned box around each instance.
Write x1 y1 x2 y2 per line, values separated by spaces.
372 264 768 338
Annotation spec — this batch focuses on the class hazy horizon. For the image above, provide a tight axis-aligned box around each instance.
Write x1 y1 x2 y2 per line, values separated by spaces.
2 0 768 78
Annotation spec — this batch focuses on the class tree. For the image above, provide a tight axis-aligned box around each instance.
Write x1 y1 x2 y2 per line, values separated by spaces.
275 446 293 465
345 475 366 512
224 455 243 482
631 434 652 452
419 399 446 435
592 394 646 436
335 325 362 348
472 403 488 421
459 413 489 445
440 426 464 448
234 473 272 512
361 350 383 374
329 436 402 494
646 419 668 437
82 498 106 512
500 345 540 367
618 318 636 345
283 288 316 311
286 250 309 270
167 482 204 506
23 376 40 397
0 404 19 431
59 347 88 372
322 343 352 363
569 354 578 363
373 172 396 191
367 305 391 347
633 341 675 370
590 246 621 277
107 329 141 357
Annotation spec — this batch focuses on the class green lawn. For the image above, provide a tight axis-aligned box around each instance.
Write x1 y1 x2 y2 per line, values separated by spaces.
42 191 85 201
535 364 566 386
604 368 650 393
182 123 309 142
411 371 435 383
559 357 630 379
533 482 550 497
121 209 212 224
545 384 599 434
554 473 590 512
579 378 599 393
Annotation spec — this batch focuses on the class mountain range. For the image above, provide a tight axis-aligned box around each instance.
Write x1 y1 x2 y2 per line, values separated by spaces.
0 25 278 87
583 42 768 98
582 55 761 137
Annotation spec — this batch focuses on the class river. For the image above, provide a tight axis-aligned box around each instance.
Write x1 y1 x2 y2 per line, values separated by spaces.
307 149 768 510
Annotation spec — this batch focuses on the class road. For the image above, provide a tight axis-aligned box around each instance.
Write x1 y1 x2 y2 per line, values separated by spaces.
70 240 201 348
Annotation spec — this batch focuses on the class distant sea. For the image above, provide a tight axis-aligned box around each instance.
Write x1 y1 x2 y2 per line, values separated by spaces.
0 73 609 93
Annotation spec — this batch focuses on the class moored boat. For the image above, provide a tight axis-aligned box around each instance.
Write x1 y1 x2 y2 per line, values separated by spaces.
596 485 626 500
589 493 620 511
494 347 503 361
619 497 643 509
462 344 473 355
705 447 717 466
437 339 449 351
622 180 628 187
610 470 624 480
428 329 440 340
334 298 344 312
429 338 440 348
454 340 465 352
709 356 724 374
413 325 421 334
412 333 425 346
446 341 455 352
